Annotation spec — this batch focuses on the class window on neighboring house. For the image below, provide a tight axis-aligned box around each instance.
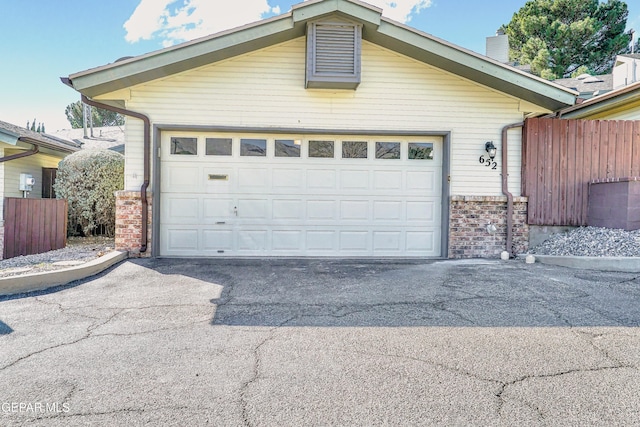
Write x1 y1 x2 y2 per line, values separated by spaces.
306 20 362 89
42 168 57 198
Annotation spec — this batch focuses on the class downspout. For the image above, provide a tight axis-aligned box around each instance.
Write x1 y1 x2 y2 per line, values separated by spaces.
0 144 39 162
79 94 151 253
501 121 524 257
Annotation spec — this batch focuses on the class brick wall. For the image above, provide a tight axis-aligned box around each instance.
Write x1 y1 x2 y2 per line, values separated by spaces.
115 190 152 257
449 196 528 259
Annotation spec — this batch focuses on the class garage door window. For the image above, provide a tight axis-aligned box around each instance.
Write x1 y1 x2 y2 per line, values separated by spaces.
275 139 301 157
206 138 232 156
408 143 434 160
309 140 334 158
342 141 367 158
375 142 400 159
171 137 197 155
241 139 267 156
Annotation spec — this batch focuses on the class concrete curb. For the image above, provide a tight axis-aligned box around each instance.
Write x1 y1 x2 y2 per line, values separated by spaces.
0 251 128 296
532 254 640 273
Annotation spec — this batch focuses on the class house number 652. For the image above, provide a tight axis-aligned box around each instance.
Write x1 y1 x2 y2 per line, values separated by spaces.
479 156 497 170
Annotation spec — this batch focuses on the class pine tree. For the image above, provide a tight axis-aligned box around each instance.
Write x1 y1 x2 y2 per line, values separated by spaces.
504 0 632 79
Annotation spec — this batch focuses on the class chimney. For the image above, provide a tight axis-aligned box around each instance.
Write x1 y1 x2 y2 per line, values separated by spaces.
486 29 509 63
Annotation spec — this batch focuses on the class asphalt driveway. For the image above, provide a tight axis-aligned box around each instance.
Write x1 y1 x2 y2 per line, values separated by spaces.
1 258 639 426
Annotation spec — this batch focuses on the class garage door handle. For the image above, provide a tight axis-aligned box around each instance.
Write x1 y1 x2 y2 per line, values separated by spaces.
233 206 238 216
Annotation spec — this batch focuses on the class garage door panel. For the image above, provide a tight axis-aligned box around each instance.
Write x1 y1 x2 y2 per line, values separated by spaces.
238 168 269 191
163 165 201 192
238 199 268 219
273 169 304 189
306 231 336 251
307 200 336 220
203 198 235 222
373 201 402 220
166 228 198 251
340 200 369 220
164 197 199 223
373 231 402 251
407 170 438 193
238 230 268 251
407 201 436 222
406 231 437 252
203 230 233 252
374 171 402 190
204 168 234 193
272 230 303 251
307 169 336 190
340 170 369 190
272 199 303 220
339 231 369 251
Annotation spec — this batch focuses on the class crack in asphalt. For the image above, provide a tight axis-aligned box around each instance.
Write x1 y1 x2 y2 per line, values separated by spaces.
0 300 219 372
238 317 296 427
0 308 123 372
494 365 632 420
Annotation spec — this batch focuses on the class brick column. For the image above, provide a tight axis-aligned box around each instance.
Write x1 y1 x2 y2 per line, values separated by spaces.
449 195 528 259
115 190 152 257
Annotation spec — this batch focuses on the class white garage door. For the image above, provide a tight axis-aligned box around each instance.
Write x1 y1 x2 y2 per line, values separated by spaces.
159 132 443 257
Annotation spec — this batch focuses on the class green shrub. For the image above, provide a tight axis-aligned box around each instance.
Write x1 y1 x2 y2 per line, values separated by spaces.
54 149 124 237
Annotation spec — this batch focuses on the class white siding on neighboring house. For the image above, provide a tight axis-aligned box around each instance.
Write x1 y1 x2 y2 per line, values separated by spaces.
111 37 527 197
3 150 61 199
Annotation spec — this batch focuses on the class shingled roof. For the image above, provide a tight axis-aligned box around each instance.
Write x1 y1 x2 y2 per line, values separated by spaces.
0 120 80 154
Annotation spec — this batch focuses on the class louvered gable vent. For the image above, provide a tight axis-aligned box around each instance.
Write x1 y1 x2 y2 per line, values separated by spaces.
306 20 362 89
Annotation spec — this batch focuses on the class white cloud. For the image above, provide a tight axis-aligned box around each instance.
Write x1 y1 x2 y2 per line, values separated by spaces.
124 0 430 46
124 0 280 46
365 0 432 23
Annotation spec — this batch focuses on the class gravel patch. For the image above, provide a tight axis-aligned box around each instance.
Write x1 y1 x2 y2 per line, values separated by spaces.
529 226 640 257
0 237 114 278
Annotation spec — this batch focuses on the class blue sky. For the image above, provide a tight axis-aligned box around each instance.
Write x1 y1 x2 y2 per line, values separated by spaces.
1 0 639 132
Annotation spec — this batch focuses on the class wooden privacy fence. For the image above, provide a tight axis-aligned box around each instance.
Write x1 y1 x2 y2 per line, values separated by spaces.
523 117 640 226
3 198 67 259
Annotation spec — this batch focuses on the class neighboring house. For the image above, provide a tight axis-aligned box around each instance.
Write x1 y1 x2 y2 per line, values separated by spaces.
559 80 640 120
63 0 576 259
554 73 613 100
0 120 80 257
52 126 125 154
612 54 640 90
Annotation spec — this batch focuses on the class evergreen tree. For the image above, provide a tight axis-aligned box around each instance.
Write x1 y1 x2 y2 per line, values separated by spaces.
64 101 124 129
503 0 632 79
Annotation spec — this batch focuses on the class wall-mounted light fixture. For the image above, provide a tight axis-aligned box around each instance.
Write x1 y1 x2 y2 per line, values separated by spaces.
485 141 497 160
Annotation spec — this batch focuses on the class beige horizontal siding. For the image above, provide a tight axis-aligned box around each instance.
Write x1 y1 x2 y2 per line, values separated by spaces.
0 150 62 221
119 37 526 196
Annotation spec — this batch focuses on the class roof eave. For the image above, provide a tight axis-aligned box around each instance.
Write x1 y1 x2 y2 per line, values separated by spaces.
68 14 300 97
560 83 640 118
370 19 577 111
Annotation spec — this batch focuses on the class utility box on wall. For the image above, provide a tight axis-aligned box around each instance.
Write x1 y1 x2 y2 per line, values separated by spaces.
588 178 640 231
19 173 35 192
